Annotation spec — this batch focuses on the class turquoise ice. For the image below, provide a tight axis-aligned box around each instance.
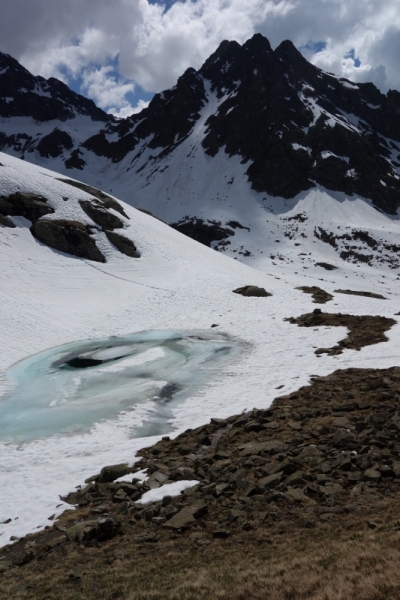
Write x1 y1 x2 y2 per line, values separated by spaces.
0 330 244 443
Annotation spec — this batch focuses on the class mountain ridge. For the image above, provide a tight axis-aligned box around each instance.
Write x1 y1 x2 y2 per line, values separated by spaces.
2 34 400 273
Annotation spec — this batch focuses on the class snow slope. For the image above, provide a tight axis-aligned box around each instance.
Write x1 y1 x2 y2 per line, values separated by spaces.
1 152 400 546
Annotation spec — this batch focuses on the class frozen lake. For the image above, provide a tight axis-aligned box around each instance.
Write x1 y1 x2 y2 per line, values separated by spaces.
0 330 245 443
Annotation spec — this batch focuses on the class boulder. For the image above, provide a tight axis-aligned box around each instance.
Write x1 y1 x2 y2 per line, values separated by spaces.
98 463 131 483
1 192 54 222
0 214 15 228
79 200 124 229
59 179 129 218
105 230 140 257
163 504 207 530
257 472 283 490
233 285 272 297
31 219 106 263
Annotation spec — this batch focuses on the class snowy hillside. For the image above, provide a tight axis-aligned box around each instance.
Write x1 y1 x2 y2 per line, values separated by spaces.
1 152 400 546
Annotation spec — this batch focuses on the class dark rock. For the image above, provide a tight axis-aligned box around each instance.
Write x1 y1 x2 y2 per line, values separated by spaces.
79 200 124 230
2 192 54 222
213 529 230 538
315 263 338 271
257 472 283 490
98 463 131 483
36 128 73 158
232 285 272 297
0 214 15 227
363 468 382 482
171 217 234 247
284 488 306 503
163 504 207 530
59 179 129 218
31 219 106 262
334 289 387 300
105 230 140 257
332 430 357 449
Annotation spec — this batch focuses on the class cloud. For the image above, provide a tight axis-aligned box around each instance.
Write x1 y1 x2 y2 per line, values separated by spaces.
108 99 150 119
81 65 135 113
1 0 400 113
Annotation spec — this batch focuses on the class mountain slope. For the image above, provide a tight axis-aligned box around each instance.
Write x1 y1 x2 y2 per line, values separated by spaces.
1 152 400 546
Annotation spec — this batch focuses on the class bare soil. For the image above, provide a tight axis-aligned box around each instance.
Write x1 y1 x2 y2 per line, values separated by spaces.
285 310 396 355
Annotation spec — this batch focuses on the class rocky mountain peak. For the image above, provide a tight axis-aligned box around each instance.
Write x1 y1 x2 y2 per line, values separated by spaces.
0 51 110 122
1 34 400 218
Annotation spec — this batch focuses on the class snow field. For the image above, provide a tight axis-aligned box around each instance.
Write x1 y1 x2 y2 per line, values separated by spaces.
0 152 400 545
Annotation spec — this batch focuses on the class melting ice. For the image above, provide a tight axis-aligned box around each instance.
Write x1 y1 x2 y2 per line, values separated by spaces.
0 331 244 443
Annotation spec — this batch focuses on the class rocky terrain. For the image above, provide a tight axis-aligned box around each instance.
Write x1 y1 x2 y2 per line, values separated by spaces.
4 360 400 598
0 182 140 262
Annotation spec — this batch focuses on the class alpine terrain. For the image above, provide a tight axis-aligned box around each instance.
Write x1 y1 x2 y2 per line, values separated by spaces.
2 34 400 600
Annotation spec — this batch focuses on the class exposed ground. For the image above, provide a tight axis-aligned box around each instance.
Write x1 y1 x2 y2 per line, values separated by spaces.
285 310 396 355
296 286 333 304
4 365 400 599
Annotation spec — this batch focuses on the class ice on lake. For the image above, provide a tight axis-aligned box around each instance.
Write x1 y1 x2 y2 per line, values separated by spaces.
0 330 244 443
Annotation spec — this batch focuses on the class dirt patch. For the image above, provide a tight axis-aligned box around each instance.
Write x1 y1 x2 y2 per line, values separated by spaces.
335 289 387 300
296 286 333 304
4 366 400 598
285 310 395 355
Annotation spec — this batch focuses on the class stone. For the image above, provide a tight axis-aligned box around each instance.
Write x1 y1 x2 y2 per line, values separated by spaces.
284 488 306 503
323 483 343 496
363 468 382 482
164 504 207 530
331 417 354 429
0 562 12 573
215 483 230 496
213 529 230 538
1 192 54 223
31 219 106 263
298 446 324 459
332 429 356 449
105 230 140 257
232 285 272 297
239 440 288 456
0 214 15 227
115 482 140 496
98 463 130 483
285 471 306 486
79 199 124 229
257 472 283 490
334 289 387 300
288 421 302 431
112 489 127 502
133 533 160 543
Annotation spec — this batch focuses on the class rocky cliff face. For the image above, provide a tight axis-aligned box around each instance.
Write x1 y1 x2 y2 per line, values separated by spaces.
1 34 400 219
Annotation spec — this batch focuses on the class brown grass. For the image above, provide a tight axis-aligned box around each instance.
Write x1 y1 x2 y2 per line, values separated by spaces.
3 504 400 600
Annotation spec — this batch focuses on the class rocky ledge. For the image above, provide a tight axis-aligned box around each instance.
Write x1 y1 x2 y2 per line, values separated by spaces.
3 365 400 570
0 185 140 262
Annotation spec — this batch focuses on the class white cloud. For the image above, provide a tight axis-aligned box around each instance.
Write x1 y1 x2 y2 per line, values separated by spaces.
81 66 135 111
1 0 400 110
108 99 150 119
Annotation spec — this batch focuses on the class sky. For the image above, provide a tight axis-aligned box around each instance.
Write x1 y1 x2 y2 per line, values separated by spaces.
0 0 399 118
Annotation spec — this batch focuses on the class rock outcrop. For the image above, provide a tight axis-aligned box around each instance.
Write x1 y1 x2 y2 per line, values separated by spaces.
31 219 106 263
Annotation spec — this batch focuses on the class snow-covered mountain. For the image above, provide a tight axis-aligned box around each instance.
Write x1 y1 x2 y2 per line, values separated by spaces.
1 34 400 274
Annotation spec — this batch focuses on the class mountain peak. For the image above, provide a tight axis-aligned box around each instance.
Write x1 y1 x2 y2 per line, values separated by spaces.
242 32 272 55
